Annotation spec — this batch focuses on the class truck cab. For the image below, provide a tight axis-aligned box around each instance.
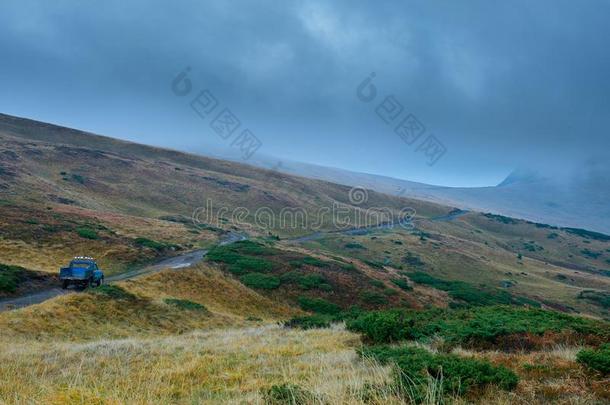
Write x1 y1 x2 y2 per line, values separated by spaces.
59 257 104 289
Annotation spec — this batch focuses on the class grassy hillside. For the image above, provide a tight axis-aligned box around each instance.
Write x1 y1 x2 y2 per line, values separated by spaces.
0 264 296 341
0 263 57 298
294 212 610 319
1 114 610 404
0 113 447 272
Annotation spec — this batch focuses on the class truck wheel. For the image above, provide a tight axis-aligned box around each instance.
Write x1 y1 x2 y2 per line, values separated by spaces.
62 280 69 289
96 278 103 287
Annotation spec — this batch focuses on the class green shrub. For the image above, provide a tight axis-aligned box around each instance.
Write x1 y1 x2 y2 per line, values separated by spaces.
298 296 340 315
239 273 280 289
319 283 332 291
360 291 388 306
70 173 86 184
208 240 272 260
522 241 543 252
361 345 518 397
369 279 385 288
391 278 412 291
164 298 206 311
577 290 610 309
402 252 425 266
89 285 136 300
288 260 303 268
345 242 365 249
339 262 358 272
284 315 332 329
206 249 241 264
407 272 536 307
76 227 99 240
484 213 518 225
263 383 314 404
0 264 26 293
363 260 384 269
280 271 330 290
280 271 302 283
563 227 610 241
581 249 602 259
577 344 610 375
347 310 411 343
383 288 398 296
228 257 274 275
134 237 177 251
297 274 329 290
347 306 609 349
231 240 274 255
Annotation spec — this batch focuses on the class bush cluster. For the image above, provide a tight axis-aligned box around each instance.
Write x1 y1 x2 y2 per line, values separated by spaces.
297 296 340 315
346 309 411 343
135 237 178 251
360 290 389 306
577 344 610 375
391 278 412 291
402 252 425 266
577 290 610 309
283 315 332 329
363 260 384 269
76 227 99 240
344 242 365 249
228 257 274 275
239 273 280 289
207 241 274 264
0 263 26 293
347 306 609 348
281 271 331 290
361 345 519 397
407 272 538 307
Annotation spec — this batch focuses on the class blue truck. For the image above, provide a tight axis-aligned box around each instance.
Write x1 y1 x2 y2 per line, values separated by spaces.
59 257 104 289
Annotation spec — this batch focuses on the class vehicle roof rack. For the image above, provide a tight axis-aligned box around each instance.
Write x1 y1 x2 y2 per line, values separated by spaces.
73 256 95 260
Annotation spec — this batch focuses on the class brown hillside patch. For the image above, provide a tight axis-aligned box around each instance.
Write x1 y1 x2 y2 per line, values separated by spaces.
0 264 297 341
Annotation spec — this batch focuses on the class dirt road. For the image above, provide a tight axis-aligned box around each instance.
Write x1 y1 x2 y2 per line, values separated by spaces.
0 232 247 312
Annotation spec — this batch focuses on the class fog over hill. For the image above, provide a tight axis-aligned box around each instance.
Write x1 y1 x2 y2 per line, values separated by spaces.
229 153 610 234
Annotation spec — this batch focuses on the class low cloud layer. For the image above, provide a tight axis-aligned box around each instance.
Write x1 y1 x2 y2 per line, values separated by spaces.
1 0 608 186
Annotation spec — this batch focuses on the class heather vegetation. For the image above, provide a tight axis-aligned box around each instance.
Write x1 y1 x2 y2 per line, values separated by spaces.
347 306 609 349
0 264 25 293
407 271 540 307
2 116 610 403
577 343 610 375
361 345 519 397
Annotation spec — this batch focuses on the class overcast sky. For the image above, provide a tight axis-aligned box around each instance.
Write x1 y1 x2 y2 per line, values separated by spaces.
1 0 609 186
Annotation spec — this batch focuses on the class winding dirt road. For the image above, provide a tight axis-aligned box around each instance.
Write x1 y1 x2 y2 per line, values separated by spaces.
0 232 247 312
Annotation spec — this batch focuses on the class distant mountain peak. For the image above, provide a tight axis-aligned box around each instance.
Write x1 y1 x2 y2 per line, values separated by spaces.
497 169 543 187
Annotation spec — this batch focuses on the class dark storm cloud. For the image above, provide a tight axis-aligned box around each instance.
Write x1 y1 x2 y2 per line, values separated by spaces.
0 0 609 186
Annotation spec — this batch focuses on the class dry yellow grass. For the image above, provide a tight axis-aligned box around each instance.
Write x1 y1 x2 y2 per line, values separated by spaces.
450 345 610 404
0 264 298 341
0 324 402 404
0 202 218 275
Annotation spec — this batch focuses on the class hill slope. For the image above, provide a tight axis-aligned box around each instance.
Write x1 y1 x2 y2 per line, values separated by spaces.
244 155 610 234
